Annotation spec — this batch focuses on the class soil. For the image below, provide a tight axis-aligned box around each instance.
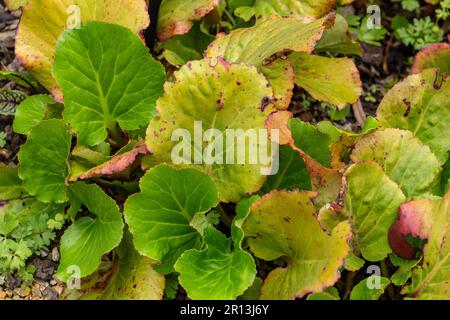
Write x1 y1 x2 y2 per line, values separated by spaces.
0 0 448 300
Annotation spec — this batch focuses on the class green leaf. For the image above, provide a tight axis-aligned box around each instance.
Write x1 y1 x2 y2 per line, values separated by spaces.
157 0 220 41
289 52 361 108
343 162 406 262
100 232 165 300
175 226 256 300
146 58 274 202
53 21 165 146
0 89 26 116
377 69 450 164
232 195 261 249
13 95 59 135
307 287 340 300
345 253 366 272
57 182 124 282
405 190 450 299
15 0 150 98
315 14 362 56
389 253 418 286
351 128 441 199
159 23 214 66
0 206 19 237
350 276 390 300
0 166 26 201
18 119 71 203
124 164 219 274
243 190 351 299
205 14 335 67
239 277 263 300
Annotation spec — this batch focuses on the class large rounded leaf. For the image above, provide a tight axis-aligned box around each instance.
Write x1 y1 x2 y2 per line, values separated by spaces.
351 128 441 199
377 69 450 164
343 162 406 262
53 22 165 146
57 182 124 282
18 119 71 203
243 190 351 300
124 164 219 273
15 0 150 98
146 58 275 202
175 226 256 300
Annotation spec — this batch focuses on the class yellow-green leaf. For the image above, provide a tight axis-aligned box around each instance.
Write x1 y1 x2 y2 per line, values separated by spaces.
146 58 275 202
205 14 335 67
243 190 351 299
344 162 406 262
15 0 150 98
351 128 441 199
289 52 361 108
377 69 450 164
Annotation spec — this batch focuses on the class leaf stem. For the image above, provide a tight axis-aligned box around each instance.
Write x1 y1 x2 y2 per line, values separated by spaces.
216 204 232 227
224 9 236 26
380 260 396 299
107 123 127 147
343 271 357 300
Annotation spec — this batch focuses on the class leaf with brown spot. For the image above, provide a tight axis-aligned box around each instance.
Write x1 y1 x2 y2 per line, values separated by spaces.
377 69 450 164
205 14 335 67
260 59 295 110
243 190 351 300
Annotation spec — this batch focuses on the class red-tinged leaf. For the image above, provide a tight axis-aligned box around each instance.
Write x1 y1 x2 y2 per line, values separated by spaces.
78 142 150 180
264 111 294 145
388 200 433 259
411 43 450 75
157 0 220 41
291 145 341 208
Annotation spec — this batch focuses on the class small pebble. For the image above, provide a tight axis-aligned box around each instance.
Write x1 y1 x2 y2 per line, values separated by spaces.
13 287 28 298
40 247 49 257
32 284 42 299
51 247 60 262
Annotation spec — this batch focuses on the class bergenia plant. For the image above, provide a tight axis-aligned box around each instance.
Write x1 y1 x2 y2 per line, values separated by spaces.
0 0 449 301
